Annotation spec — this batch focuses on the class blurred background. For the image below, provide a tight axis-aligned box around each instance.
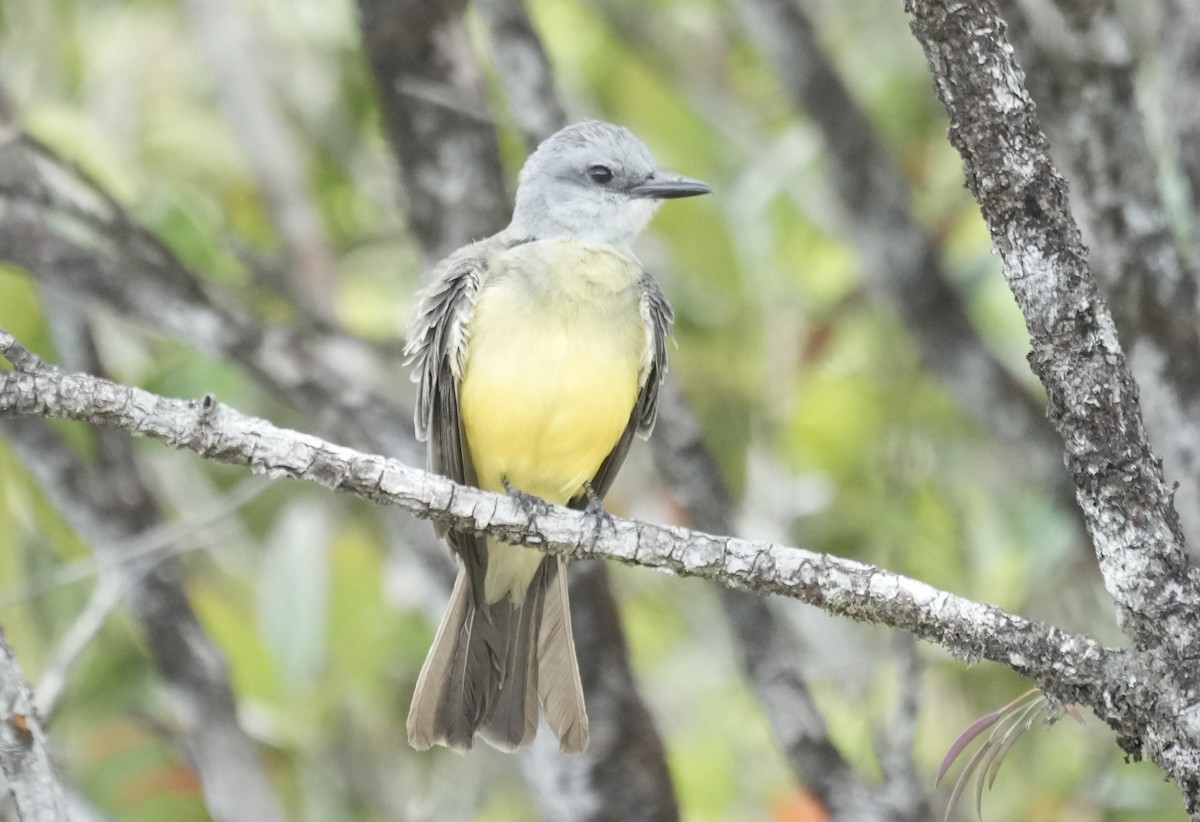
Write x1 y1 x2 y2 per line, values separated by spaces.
0 0 1190 819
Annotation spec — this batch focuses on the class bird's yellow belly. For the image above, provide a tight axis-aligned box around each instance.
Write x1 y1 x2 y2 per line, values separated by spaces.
460 313 640 504
458 247 645 603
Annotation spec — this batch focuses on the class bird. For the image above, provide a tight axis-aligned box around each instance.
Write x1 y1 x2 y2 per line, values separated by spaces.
404 120 711 754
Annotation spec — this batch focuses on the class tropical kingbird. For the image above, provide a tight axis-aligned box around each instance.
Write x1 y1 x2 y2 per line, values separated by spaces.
405 120 711 754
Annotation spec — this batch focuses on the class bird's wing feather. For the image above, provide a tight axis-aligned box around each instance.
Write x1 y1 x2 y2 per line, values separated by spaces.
579 270 674 503
404 246 492 599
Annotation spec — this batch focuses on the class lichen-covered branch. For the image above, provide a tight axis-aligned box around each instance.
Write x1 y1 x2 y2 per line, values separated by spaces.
905 0 1200 809
998 0 1200 548
0 632 67 822
0 328 1130 716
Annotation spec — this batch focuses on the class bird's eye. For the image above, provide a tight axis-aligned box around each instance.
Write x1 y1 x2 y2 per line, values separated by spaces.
587 165 614 185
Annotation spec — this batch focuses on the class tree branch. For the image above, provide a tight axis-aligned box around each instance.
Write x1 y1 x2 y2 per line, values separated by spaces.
0 328 1131 715
905 0 1200 808
0 630 68 822
998 0 1200 548
734 0 1066 491
1 295 286 822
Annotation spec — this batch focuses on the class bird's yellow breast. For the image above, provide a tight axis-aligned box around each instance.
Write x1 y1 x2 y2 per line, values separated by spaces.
460 239 645 503
459 240 646 602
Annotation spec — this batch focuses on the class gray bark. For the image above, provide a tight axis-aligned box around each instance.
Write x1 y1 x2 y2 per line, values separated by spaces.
0 634 67 822
998 0 1200 549
906 0 1200 811
0 333 1126 707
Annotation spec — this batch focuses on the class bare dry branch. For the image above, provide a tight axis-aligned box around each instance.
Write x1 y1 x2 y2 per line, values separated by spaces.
905 0 1200 808
0 329 1129 711
0 631 67 822
999 0 1200 548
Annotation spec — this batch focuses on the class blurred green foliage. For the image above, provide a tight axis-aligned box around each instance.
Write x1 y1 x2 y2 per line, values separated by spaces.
0 0 1187 819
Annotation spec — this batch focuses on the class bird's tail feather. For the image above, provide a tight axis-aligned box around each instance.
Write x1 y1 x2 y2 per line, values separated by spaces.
407 571 498 750
478 575 542 750
537 557 589 753
407 559 588 753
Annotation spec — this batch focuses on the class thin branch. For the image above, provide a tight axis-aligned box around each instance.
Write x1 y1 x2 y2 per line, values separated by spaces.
0 329 1130 716
33 576 125 720
8 275 283 822
905 0 1200 809
733 0 1066 491
0 414 287 822
0 631 68 822
181 0 338 316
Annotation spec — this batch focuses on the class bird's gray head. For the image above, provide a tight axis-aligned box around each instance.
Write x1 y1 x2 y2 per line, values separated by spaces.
508 121 711 249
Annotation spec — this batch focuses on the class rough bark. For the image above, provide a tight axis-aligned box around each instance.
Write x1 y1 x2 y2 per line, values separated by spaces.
999 0 1200 548
0 632 67 822
0 335 1128 710
905 0 1200 810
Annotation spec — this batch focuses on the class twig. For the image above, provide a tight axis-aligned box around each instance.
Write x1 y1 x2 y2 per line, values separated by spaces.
33 577 126 719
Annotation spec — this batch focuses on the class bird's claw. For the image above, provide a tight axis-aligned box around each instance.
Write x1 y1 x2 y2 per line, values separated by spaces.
504 477 550 540
581 482 616 548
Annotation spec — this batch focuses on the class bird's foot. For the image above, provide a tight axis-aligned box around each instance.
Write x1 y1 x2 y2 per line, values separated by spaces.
503 477 550 541
581 482 616 548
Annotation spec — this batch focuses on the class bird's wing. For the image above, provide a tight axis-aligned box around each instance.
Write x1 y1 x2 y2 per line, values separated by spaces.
404 246 490 597
580 270 675 502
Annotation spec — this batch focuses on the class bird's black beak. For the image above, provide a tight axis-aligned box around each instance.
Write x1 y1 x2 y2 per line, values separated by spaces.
629 174 713 200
